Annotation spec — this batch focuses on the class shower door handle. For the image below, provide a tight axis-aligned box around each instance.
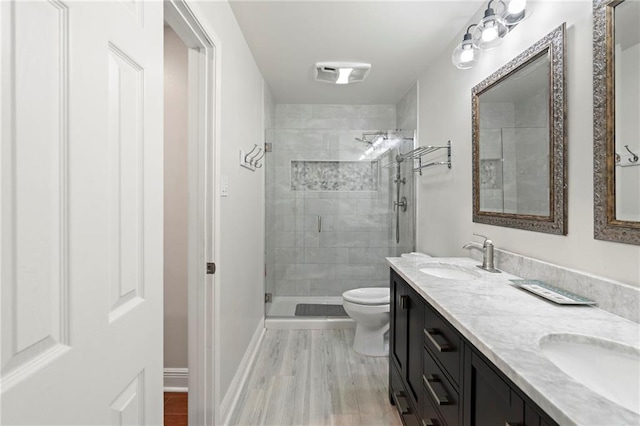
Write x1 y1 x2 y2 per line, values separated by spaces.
317 216 322 233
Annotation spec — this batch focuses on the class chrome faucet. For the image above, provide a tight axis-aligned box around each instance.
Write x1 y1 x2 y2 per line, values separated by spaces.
463 234 501 273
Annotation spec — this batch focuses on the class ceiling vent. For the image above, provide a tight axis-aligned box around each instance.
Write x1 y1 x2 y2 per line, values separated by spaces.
314 62 371 85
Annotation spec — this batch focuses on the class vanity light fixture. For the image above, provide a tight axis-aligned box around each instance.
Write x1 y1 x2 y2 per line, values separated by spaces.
451 0 528 69
452 25 483 69
473 0 509 49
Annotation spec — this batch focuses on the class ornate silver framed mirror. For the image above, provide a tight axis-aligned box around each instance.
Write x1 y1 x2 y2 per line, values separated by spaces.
472 24 567 235
593 0 640 245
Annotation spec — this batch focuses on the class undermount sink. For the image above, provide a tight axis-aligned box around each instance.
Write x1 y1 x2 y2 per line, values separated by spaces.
539 334 640 415
419 262 482 281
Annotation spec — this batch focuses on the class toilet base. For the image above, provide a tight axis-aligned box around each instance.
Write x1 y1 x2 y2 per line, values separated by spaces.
352 323 390 357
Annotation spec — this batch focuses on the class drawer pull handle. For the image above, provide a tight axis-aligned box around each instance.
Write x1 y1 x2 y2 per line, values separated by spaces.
423 419 440 426
424 328 452 352
400 295 410 310
423 374 450 406
392 391 411 415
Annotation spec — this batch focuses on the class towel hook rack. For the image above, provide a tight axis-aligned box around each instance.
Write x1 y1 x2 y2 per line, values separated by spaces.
253 150 266 168
248 146 263 163
624 145 639 163
240 144 266 171
244 144 259 163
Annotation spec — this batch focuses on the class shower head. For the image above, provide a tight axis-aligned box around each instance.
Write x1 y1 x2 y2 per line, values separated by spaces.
355 132 387 145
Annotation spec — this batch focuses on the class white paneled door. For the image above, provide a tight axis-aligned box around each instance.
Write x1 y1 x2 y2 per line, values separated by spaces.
1 1 164 424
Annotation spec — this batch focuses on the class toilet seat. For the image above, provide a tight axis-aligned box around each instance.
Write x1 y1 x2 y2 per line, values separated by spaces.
342 288 390 305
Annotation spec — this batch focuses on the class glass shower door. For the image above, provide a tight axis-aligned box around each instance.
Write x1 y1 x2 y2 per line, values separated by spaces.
265 126 416 318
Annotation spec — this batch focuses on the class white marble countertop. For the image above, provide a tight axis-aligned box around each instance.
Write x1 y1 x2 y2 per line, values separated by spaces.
387 255 640 426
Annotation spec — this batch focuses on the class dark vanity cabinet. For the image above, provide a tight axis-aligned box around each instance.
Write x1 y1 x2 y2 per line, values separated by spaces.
464 351 523 425
389 269 558 426
390 270 424 425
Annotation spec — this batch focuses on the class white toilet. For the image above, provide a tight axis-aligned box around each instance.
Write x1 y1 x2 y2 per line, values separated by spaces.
342 287 390 356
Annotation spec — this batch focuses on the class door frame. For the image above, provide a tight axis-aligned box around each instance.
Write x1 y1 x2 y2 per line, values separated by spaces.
164 1 221 424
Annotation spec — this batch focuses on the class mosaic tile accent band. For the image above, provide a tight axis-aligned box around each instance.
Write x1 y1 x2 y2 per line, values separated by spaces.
291 160 378 191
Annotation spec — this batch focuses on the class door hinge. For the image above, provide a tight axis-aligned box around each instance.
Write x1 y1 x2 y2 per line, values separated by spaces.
265 293 273 303
206 262 216 275
264 142 272 152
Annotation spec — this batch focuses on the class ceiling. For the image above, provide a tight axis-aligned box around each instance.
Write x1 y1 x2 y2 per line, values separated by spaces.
229 1 486 105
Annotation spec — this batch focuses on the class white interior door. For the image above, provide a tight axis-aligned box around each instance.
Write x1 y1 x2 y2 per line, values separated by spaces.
1 1 164 424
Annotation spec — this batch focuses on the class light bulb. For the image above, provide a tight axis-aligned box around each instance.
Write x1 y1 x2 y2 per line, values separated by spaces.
473 6 509 49
460 49 474 63
482 25 499 42
508 0 526 15
502 0 528 25
452 30 482 69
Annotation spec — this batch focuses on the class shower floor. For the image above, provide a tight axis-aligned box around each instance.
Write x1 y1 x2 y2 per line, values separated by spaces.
267 296 345 317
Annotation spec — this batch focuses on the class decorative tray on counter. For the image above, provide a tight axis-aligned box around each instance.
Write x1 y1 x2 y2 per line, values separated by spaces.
509 280 597 305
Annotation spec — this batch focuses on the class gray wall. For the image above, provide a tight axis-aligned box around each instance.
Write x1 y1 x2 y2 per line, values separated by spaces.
266 104 397 299
163 25 188 370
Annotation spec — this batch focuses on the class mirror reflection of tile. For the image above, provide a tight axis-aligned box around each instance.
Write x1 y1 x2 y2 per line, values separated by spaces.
480 159 503 189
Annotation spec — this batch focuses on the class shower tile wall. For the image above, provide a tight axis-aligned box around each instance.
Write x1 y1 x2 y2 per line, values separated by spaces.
265 104 397 299
480 102 517 212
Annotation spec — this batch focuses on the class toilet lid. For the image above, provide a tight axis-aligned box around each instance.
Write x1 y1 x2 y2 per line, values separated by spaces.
343 288 390 305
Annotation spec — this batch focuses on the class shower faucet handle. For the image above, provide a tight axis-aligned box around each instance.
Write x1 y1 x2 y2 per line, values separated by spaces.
394 197 408 212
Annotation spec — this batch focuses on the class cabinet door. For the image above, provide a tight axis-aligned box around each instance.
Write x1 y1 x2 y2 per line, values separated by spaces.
406 286 425 412
525 403 554 426
391 270 408 373
465 351 524 426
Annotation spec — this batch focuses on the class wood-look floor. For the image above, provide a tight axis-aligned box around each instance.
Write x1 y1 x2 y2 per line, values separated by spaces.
164 392 188 426
230 329 402 426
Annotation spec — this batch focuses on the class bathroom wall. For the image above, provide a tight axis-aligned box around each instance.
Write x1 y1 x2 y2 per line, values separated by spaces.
416 1 640 287
266 104 396 299
395 84 418 256
163 25 188 371
190 0 266 401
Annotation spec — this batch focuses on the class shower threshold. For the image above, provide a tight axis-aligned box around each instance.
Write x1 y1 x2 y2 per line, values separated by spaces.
266 296 355 330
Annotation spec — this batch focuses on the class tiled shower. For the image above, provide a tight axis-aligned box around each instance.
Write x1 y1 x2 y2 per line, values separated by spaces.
264 87 418 318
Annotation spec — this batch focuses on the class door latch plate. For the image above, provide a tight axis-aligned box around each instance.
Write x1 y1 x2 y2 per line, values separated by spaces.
206 262 216 275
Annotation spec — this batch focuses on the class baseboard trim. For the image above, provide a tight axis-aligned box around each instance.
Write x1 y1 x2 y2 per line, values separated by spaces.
219 318 266 425
164 367 188 392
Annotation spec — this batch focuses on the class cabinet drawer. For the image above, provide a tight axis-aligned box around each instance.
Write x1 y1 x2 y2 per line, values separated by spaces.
423 349 459 426
422 386 445 426
424 304 462 387
391 362 420 426
421 396 445 426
